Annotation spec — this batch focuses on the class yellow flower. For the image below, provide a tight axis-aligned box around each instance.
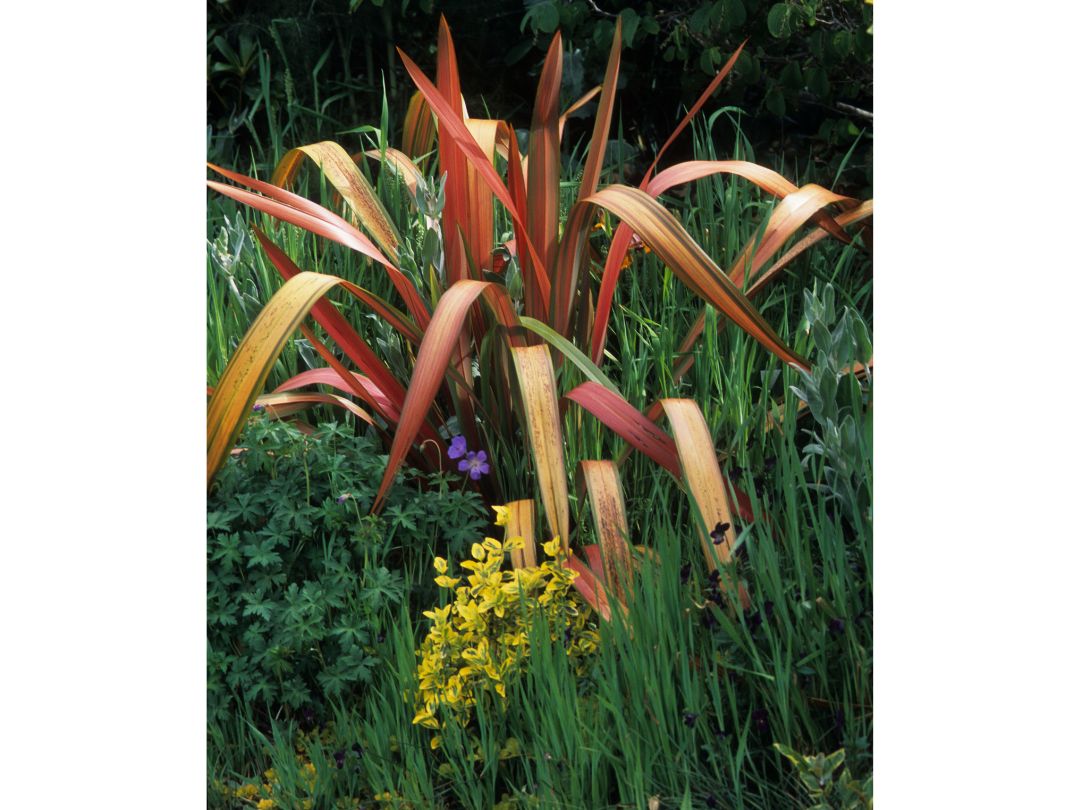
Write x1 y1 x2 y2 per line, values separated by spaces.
257 800 276 810
412 533 599 737
503 535 524 552
542 537 563 557
422 603 452 624
493 504 510 526
412 705 440 729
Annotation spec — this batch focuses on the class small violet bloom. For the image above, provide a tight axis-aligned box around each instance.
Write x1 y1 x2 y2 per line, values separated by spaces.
458 450 490 480
447 435 468 460
336 492 352 505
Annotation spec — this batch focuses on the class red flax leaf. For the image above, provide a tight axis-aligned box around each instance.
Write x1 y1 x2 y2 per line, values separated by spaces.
591 160 848 364
550 18 622 339
526 33 563 298
565 553 614 622
728 184 855 288
578 17 621 202
253 392 375 426
371 280 522 512
298 323 443 457
269 140 401 257
251 228 410 414
207 165 430 330
578 460 633 605
209 272 351 485
748 200 874 295
582 185 809 371
402 90 436 161
644 41 747 182
662 398 749 608
565 382 680 477
436 16 469 285
360 147 425 198
663 186 860 385
504 499 538 570
396 47 552 316
510 344 571 549
273 368 400 422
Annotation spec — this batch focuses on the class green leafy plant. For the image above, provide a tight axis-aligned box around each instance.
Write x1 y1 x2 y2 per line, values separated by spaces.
790 283 872 526
207 415 487 725
774 744 873 809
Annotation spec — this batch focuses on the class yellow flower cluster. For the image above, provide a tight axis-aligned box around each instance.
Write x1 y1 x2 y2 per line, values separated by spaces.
226 733 323 809
412 530 599 741
227 761 316 809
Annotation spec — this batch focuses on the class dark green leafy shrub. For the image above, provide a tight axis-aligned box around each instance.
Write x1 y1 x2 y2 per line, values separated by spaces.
207 415 488 725
518 0 872 190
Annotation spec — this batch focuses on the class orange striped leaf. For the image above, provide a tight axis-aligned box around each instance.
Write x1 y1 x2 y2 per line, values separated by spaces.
582 185 809 371
396 47 552 314
402 89 436 160
270 140 401 257
578 460 633 604
370 280 522 511
361 147 424 198
526 33 563 289
644 41 747 181
253 391 375 426
748 200 874 295
565 382 680 477
510 344 570 550
729 184 855 288
208 166 430 329
661 398 749 609
208 272 349 486
273 368 400 422
503 499 537 570
252 228 411 411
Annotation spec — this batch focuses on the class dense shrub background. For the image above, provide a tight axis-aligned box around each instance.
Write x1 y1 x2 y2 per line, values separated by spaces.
207 416 488 726
208 0 871 191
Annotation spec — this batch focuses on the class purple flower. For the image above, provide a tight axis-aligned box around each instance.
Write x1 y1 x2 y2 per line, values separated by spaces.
252 403 265 412
447 435 468 460
333 750 346 769
683 712 698 727
458 450 490 480
337 493 352 505
710 521 730 545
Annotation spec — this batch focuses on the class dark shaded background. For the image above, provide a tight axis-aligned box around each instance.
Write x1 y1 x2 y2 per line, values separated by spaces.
208 0 871 193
